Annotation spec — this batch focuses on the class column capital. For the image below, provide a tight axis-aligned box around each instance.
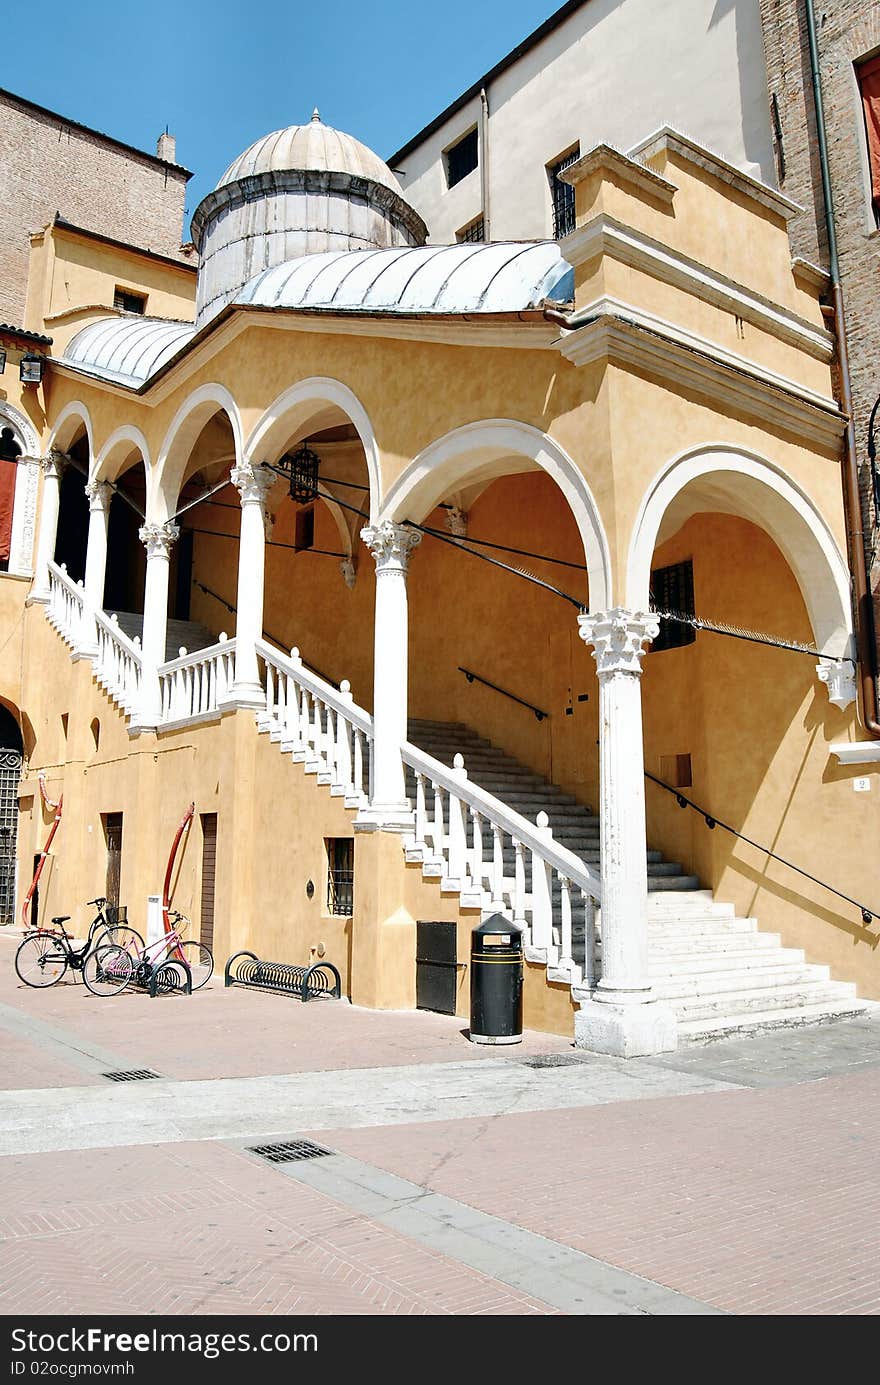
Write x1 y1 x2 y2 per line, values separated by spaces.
817 658 856 710
577 607 659 677
139 522 180 559
361 520 421 573
84 479 113 512
231 460 275 508
41 450 68 479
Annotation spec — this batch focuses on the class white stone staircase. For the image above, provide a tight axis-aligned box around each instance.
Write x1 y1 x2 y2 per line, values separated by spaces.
406 719 868 1040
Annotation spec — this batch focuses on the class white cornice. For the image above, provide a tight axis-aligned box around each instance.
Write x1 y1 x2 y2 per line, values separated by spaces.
792 256 831 290
557 297 845 450
628 127 802 222
561 216 834 362
830 743 880 765
559 143 677 205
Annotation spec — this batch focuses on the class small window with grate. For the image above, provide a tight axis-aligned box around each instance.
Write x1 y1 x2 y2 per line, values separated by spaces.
649 559 696 653
114 288 147 315
445 127 479 188
326 838 354 916
456 216 485 244
548 146 579 239
294 506 315 552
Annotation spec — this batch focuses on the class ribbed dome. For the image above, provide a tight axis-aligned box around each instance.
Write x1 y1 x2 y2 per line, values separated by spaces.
216 110 403 197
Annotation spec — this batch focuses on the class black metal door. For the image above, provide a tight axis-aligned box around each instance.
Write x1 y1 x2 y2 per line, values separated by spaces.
416 921 458 1014
0 749 21 926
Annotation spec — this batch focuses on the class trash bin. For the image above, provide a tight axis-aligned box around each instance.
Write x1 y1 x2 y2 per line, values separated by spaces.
469 914 523 1044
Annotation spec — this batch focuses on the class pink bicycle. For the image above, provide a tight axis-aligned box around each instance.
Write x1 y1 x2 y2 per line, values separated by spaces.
89 914 213 997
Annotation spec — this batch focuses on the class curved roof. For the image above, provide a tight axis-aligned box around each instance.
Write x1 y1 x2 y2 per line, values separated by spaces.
62 316 194 388
217 111 403 196
237 242 574 315
60 243 573 388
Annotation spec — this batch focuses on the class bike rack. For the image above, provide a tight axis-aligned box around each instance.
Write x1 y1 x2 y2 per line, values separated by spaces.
132 957 193 998
224 951 342 1002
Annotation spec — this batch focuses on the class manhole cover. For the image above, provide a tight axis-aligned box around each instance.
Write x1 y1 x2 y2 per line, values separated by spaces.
249 1140 334 1164
102 1069 162 1082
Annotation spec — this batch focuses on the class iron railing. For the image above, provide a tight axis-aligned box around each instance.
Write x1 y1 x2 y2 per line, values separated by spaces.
458 666 549 721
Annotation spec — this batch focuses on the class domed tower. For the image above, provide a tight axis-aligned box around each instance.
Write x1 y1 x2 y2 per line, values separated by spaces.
190 110 428 327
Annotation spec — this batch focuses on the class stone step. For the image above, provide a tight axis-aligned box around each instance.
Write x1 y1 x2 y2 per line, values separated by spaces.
647 918 760 940
650 946 804 977
653 960 823 999
647 875 701 891
678 998 869 1041
649 931 779 956
668 979 858 1022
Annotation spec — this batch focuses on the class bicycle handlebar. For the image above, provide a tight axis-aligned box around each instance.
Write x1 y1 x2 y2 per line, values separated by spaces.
86 897 107 908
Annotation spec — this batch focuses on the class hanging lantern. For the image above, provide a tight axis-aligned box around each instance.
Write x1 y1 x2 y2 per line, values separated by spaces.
19 352 46 385
278 444 320 503
0 346 6 374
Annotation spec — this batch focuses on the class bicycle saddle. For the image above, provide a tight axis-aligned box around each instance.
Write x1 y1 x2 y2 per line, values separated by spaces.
51 915 71 925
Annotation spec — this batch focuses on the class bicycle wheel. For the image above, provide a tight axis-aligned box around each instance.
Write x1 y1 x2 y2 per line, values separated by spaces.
172 940 213 989
82 944 133 997
15 933 69 988
97 924 145 958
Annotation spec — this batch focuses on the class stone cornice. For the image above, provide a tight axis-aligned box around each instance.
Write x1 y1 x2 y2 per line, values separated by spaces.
559 143 677 206
560 215 834 361
555 296 845 451
628 127 802 222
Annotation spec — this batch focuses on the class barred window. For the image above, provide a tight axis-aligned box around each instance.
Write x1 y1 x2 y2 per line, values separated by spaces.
114 288 146 315
456 217 485 244
548 146 579 239
649 559 696 653
445 127 479 188
326 838 354 916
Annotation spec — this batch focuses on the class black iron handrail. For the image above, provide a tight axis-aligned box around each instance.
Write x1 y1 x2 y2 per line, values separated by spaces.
645 770 876 926
458 666 548 721
192 578 339 687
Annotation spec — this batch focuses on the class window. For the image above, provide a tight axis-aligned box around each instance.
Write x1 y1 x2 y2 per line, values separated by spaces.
200 813 218 948
548 146 580 239
103 812 124 909
326 838 354 916
659 753 693 789
113 288 147 315
294 506 315 552
445 127 479 188
857 52 880 227
456 216 485 244
649 559 696 653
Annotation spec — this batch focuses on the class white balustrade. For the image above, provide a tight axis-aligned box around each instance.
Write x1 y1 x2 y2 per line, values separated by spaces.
256 640 372 806
94 610 142 714
157 636 235 724
46 561 85 648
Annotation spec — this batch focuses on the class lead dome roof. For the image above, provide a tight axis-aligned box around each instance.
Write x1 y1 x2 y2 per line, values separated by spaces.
215 110 403 196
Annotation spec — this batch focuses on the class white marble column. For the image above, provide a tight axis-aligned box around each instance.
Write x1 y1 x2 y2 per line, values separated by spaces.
76 480 112 656
135 522 179 729
227 461 275 706
575 608 677 1056
29 451 67 601
359 520 421 829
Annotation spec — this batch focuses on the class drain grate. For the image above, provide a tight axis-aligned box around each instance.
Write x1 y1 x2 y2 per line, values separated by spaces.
519 1053 589 1069
249 1140 334 1164
102 1069 162 1083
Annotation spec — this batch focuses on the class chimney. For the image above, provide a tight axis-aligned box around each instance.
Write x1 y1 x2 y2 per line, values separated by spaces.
157 131 177 164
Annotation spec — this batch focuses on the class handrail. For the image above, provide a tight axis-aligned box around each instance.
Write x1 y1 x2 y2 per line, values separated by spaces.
645 770 876 926
256 639 372 734
458 666 549 721
403 739 600 900
194 578 339 687
158 634 233 675
47 559 83 599
94 607 143 662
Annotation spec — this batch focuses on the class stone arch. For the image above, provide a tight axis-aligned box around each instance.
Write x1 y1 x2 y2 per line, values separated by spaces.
93 426 152 484
0 401 39 458
626 444 854 658
245 377 381 524
46 400 93 456
153 384 243 521
379 419 612 609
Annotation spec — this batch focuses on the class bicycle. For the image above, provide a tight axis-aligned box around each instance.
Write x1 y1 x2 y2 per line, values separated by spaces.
160 911 214 990
14 898 144 992
99 919 205 997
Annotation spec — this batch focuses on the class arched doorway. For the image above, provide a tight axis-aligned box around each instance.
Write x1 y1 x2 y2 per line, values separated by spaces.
0 705 24 926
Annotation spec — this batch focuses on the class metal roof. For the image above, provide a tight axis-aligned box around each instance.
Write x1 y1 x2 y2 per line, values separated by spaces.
236 242 574 315
217 112 403 195
61 242 573 387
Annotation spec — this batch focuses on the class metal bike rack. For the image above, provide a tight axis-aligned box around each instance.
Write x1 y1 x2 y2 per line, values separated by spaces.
224 951 342 1002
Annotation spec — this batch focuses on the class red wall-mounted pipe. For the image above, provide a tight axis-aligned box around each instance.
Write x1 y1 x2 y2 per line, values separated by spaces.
163 802 195 933
21 775 63 928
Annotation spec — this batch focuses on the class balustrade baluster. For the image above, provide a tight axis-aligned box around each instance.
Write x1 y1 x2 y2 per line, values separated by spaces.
513 839 528 938
529 811 554 952
432 781 445 864
447 755 468 886
471 811 485 897
414 773 428 850
492 823 505 908
559 874 573 965
334 682 353 795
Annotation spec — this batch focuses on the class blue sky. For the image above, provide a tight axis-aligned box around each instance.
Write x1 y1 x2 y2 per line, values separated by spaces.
2 0 557 230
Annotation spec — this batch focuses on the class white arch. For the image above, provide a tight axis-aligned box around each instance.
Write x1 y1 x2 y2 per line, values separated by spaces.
245 377 381 523
93 425 152 483
46 400 93 456
379 419 612 609
627 444 854 657
152 383 243 520
0 401 40 457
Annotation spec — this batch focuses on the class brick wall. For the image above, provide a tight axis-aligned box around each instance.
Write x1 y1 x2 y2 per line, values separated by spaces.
0 91 191 325
760 2 880 606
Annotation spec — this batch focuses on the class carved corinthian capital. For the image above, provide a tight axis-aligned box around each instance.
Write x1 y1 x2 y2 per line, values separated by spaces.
817 658 856 710
361 520 422 573
139 522 180 559
231 460 275 508
41 450 68 479
84 479 113 512
577 607 659 678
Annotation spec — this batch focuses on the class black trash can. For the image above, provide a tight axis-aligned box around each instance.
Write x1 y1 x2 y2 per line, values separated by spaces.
469 915 523 1045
